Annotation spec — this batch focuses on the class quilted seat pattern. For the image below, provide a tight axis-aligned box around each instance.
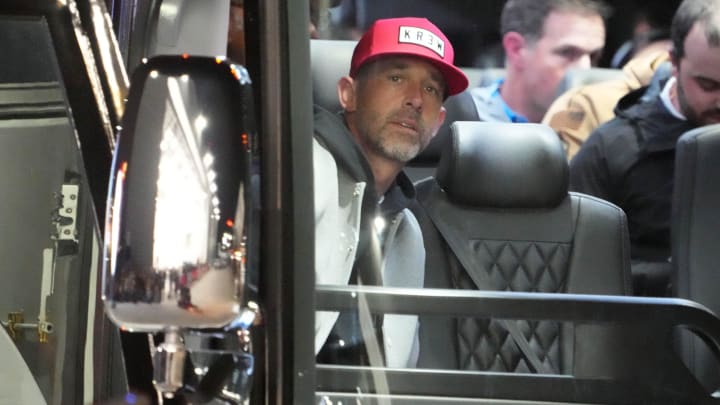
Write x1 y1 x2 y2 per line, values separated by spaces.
413 122 631 374
451 240 571 373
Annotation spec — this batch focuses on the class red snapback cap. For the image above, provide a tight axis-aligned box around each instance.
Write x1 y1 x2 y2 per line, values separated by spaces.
350 17 469 97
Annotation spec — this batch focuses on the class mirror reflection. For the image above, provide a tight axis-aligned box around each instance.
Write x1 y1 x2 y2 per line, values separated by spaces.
104 58 259 332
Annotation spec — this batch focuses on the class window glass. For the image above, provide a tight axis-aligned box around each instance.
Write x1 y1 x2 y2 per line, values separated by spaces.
307 1 708 404
0 15 101 405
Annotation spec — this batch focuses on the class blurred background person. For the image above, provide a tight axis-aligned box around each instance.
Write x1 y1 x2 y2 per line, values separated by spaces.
470 0 610 123
543 0 681 159
569 0 720 296
609 0 680 68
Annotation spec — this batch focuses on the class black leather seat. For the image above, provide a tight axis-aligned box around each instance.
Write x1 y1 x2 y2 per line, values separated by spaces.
412 121 632 374
310 40 356 114
672 123 720 392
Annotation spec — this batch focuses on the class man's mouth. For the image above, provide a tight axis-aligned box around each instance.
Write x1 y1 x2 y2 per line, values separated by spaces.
394 119 419 132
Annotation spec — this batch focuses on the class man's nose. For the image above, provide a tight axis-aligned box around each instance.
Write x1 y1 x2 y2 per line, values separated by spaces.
404 84 424 110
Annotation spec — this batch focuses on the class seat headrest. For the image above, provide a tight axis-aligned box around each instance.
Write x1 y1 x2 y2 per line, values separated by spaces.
436 122 569 208
310 39 356 113
473 67 506 87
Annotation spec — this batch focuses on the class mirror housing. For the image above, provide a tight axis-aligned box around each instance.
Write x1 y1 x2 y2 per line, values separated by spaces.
103 55 259 331
101 55 260 399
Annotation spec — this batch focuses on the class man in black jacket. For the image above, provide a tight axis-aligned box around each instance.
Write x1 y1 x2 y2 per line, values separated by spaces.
569 0 720 296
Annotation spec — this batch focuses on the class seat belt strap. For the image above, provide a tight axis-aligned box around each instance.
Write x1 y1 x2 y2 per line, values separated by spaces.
421 187 553 374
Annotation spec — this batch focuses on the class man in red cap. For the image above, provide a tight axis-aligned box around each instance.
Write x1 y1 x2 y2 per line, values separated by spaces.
314 17 468 368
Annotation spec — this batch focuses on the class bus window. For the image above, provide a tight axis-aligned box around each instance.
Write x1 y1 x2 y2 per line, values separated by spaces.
0 14 103 405
43 0 717 404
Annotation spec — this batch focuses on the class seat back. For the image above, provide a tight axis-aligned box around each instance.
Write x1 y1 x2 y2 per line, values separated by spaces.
672 123 720 390
555 67 625 97
413 121 631 373
310 40 356 114
467 67 505 88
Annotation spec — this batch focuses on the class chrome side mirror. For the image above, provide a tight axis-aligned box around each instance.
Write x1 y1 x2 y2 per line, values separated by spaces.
102 55 260 402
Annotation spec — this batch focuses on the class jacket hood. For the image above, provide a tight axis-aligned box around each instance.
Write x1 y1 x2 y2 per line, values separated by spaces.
314 105 376 187
313 105 416 209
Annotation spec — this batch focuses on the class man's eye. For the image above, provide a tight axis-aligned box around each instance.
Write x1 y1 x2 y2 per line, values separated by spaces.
389 75 401 82
697 78 720 92
558 48 581 60
425 85 438 94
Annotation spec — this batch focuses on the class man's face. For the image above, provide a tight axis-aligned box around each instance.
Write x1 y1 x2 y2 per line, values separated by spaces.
674 22 720 126
346 56 447 163
520 10 605 116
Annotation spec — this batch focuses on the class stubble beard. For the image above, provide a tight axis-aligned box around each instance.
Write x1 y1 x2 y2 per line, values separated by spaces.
676 79 702 126
676 77 720 126
358 110 428 163
371 130 423 163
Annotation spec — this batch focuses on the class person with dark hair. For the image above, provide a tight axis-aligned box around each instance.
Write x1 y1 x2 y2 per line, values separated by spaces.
471 0 610 123
541 0 682 160
313 17 468 367
570 0 720 296
609 0 681 68
543 49 674 161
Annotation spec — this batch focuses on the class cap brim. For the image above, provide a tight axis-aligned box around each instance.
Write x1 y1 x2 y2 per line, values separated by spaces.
432 61 469 97
354 52 469 97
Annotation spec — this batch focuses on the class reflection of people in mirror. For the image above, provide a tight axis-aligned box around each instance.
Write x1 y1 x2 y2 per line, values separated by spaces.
178 285 192 309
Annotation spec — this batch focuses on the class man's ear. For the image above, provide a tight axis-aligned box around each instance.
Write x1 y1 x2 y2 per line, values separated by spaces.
669 49 680 78
337 76 357 112
503 31 527 70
